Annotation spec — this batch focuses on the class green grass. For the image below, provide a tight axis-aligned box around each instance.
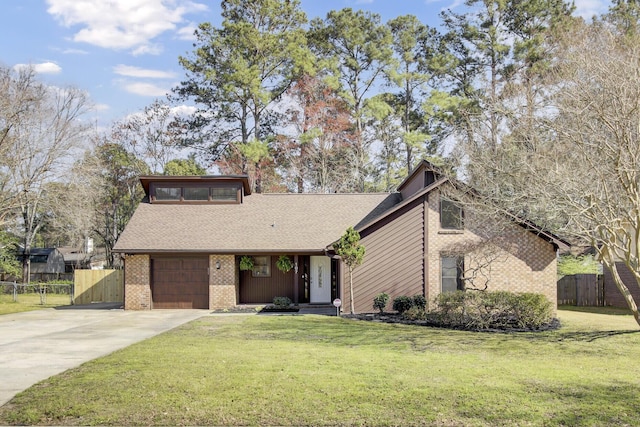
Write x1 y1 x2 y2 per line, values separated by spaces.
1 309 640 426
0 292 72 315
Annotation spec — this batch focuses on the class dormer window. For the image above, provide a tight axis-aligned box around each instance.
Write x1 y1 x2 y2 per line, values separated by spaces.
149 181 243 204
140 175 251 204
184 187 209 201
156 187 181 201
212 187 239 201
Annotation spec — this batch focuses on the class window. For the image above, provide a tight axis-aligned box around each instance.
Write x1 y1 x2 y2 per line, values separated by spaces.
441 256 464 292
425 170 436 186
155 187 181 200
440 198 463 229
252 256 271 277
212 186 239 201
149 181 243 204
184 187 209 201
29 255 48 263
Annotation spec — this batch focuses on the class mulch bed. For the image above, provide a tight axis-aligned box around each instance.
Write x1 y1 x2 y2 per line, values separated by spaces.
343 312 561 333
259 306 300 313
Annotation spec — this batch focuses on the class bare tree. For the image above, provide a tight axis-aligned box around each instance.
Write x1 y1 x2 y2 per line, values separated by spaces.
112 100 185 174
458 20 640 326
0 66 91 282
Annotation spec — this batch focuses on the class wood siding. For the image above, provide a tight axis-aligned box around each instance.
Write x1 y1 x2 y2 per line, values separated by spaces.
399 172 425 200
239 256 297 304
346 199 425 313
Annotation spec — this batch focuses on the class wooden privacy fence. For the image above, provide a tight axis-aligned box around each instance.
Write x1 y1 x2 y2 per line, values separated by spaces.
557 274 604 306
74 269 124 304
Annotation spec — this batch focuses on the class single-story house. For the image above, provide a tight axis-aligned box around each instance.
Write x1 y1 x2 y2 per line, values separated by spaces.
113 160 569 313
59 245 108 272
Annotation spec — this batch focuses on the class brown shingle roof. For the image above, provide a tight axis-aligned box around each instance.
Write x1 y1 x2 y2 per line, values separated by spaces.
113 192 401 254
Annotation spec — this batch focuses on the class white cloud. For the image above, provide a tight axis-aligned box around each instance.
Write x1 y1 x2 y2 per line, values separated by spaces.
93 103 110 111
573 0 610 21
113 64 176 79
13 62 62 74
62 48 89 55
131 43 164 56
46 0 208 54
170 105 197 116
123 82 170 97
177 22 198 40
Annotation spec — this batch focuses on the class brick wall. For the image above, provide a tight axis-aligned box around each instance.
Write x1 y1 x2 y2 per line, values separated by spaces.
603 263 640 308
426 191 558 313
124 254 151 310
209 255 238 309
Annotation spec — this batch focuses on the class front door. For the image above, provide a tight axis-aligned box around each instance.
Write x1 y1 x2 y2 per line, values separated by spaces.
310 256 332 303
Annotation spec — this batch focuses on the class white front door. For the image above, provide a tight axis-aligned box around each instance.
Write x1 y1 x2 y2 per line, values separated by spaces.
310 256 332 303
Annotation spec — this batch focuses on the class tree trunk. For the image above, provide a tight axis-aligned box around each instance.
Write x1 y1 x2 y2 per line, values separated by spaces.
22 244 30 285
349 266 355 314
605 260 640 327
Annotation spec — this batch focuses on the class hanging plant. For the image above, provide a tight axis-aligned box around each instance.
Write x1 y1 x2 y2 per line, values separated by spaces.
239 256 254 271
276 255 294 273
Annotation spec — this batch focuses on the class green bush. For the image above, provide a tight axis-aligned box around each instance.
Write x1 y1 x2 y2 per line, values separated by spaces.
272 296 292 308
373 293 389 313
403 306 427 320
392 296 413 314
430 290 553 330
412 295 426 310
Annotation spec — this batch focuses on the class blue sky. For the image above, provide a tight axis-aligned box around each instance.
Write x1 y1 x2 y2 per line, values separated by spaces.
1 0 610 130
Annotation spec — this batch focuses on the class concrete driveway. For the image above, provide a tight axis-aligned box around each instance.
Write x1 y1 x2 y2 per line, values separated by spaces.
0 304 207 406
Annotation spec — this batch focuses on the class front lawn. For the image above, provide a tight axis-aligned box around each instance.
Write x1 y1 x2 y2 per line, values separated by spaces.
0 292 72 315
1 309 640 426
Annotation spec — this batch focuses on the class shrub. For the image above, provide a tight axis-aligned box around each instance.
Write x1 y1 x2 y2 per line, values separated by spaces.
403 305 427 321
430 290 553 330
392 296 413 314
272 296 292 309
412 294 426 310
373 293 390 313
510 293 554 329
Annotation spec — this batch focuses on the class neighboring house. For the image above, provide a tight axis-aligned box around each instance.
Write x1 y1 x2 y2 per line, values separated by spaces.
113 160 569 312
27 248 65 274
59 244 108 272
58 247 91 272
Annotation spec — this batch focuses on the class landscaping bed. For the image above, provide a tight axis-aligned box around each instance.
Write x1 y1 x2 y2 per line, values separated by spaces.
343 311 561 332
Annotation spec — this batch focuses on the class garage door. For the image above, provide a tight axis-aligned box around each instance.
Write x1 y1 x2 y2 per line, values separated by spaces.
152 257 209 309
